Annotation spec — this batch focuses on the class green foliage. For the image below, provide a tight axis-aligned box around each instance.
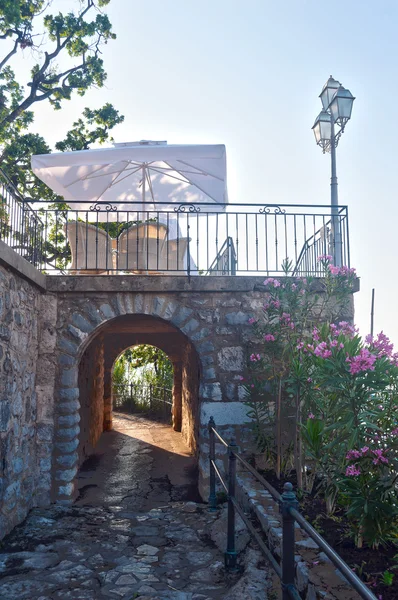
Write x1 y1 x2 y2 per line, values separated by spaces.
55 104 124 152
244 257 356 485
0 1 125 268
0 0 116 140
112 345 173 413
381 570 394 586
243 258 398 548
0 1 123 191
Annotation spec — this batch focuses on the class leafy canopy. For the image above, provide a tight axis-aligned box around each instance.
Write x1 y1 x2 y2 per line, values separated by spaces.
0 0 124 200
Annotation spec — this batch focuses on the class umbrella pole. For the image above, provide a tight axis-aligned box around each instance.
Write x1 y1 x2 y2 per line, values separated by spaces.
142 165 149 275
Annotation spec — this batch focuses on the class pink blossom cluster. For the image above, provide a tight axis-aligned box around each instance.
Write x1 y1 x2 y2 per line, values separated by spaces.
248 317 257 325
308 412 315 419
317 254 333 263
328 264 357 277
330 321 357 339
264 334 276 342
346 446 389 467
346 348 376 375
346 464 361 477
314 342 332 359
263 278 281 288
250 353 261 362
281 313 295 329
365 331 394 358
372 449 388 465
346 447 369 460
263 298 281 311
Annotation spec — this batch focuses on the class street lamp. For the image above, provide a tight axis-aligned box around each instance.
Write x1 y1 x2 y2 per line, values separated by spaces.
312 76 355 266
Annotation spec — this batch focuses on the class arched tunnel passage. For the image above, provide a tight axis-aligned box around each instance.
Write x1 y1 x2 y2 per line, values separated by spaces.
75 313 201 506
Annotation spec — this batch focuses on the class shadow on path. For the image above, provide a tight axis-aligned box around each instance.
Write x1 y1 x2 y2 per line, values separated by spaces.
75 412 201 510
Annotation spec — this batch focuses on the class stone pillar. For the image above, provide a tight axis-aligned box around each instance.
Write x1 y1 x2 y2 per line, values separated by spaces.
103 366 112 431
172 361 182 432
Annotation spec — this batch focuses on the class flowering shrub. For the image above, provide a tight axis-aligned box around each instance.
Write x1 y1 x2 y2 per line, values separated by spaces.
245 257 398 548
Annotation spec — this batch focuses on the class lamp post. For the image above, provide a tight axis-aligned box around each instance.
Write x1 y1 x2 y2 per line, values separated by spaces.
312 76 355 266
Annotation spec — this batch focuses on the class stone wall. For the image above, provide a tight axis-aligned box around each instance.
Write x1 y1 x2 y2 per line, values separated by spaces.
0 261 357 533
48 276 355 504
0 261 57 539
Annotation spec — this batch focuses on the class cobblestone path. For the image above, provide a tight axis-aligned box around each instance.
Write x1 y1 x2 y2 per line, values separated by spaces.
0 414 270 600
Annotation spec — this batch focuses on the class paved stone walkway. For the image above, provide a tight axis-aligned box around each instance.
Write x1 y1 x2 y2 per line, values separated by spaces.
0 414 271 600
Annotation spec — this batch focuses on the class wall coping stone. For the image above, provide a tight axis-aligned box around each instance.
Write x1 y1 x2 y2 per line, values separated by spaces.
0 239 46 290
46 275 277 293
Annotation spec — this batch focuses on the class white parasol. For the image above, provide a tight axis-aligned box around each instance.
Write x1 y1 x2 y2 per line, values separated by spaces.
31 140 228 219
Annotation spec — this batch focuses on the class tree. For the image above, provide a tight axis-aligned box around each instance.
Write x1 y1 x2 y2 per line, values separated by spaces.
0 0 124 201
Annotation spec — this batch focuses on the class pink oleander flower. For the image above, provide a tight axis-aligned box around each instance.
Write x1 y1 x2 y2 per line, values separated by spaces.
307 377 312 383
330 321 357 339
238 375 244 381
328 264 357 277
264 334 276 342
330 339 338 347
248 317 257 324
296 341 304 350
250 353 261 362
346 348 376 375
271 299 281 308
366 331 394 359
263 278 281 288
299 289 305 296
346 449 362 460
329 265 340 275
390 428 398 436
314 342 332 359
251 384 254 388
308 412 315 419
372 449 388 465
291 283 297 291
346 464 361 477
312 327 320 341
360 446 369 455
317 254 333 262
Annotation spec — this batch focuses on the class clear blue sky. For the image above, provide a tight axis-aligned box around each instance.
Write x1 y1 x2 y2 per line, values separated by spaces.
11 0 398 343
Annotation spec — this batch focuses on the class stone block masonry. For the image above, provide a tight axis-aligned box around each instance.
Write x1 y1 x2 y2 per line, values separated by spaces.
0 246 357 536
0 263 58 539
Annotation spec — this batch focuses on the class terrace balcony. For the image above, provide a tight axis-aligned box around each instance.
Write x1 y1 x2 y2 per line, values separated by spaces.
0 169 350 278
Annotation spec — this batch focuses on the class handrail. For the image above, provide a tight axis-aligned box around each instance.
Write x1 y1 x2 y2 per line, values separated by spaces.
206 236 237 276
208 417 377 600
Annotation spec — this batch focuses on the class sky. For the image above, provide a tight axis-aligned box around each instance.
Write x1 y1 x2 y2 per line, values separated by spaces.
6 0 398 344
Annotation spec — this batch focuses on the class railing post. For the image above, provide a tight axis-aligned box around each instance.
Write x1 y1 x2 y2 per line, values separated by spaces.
225 438 238 571
208 417 217 511
280 482 299 600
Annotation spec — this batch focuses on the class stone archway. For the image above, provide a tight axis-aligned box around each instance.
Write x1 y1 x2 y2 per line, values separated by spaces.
53 302 202 504
78 314 200 465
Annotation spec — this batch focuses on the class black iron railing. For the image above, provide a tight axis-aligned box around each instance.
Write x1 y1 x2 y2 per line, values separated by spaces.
0 170 51 269
0 170 350 276
113 382 172 421
208 418 377 600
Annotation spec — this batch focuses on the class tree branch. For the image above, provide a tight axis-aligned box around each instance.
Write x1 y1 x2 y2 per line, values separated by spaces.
0 37 19 71
0 1 98 131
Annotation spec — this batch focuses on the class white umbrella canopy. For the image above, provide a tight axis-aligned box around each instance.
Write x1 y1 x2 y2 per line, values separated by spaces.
31 141 228 217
